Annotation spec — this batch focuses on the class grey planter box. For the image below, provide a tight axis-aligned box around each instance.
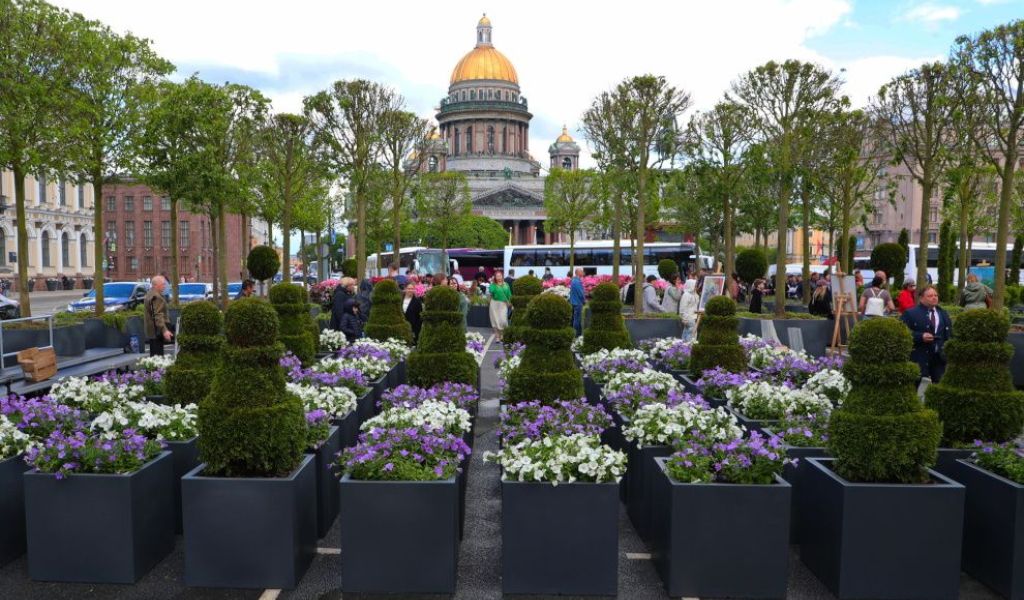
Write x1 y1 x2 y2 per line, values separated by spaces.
165 437 199 535
24 451 175 583
467 304 491 328
307 425 341 539
339 474 459 594
332 410 360 451
583 374 602 406
740 317 832 357
764 430 829 546
1 327 48 354
0 455 30 567
502 479 618 596
124 315 146 343
728 406 780 434
370 374 388 416
953 458 1024 600
395 359 407 386
83 318 126 349
624 317 682 344
933 447 973 478
800 457 964 600
651 458 790 598
182 454 317 589
355 388 375 428
52 324 85 356
625 442 672 543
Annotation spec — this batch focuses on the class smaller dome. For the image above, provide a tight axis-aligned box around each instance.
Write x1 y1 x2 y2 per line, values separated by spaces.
556 125 574 143
478 14 491 26
429 128 441 140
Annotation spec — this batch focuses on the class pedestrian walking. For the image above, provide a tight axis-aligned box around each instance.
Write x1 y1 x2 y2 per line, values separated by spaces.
488 270 512 341
143 275 173 356
901 285 952 383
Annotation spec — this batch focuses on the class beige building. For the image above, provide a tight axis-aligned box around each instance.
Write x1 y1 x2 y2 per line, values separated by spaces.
0 170 96 291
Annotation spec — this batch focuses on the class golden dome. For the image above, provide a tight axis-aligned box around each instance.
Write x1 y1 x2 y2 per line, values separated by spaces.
450 46 518 85
556 125 574 143
429 128 441 140
478 14 491 26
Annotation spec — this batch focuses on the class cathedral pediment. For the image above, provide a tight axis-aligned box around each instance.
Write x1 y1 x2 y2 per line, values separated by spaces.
473 184 542 207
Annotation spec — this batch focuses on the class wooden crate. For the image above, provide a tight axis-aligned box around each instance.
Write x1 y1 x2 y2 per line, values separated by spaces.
17 347 57 382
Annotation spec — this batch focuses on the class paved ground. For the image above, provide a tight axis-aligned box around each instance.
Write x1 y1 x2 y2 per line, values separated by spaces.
4 290 85 317
0 329 1006 599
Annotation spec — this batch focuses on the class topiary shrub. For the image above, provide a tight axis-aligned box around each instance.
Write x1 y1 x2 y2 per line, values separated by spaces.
407 286 478 387
197 298 306 477
657 259 679 281
247 245 280 283
270 283 316 365
582 282 631 354
507 294 585 405
735 248 768 284
870 243 906 284
924 309 1024 446
165 301 224 407
364 279 413 345
341 258 358 278
689 295 746 375
829 318 941 482
504 275 543 346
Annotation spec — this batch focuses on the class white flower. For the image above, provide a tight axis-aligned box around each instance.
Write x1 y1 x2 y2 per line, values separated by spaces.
0 418 35 460
319 329 348 353
361 399 472 435
603 369 681 397
90 401 198 442
352 338 412 363
726 381 832 421
50 377 144 414
136 355 175 372
484 434 626 485
570 336 585 358
314 356 391 381
622 403 743 447
543 285 570 298
803 369 850 405
748 345 810 370
287 382 358 418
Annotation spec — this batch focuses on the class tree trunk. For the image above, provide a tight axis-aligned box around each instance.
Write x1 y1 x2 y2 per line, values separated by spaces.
241 213 250 280
92 171 105 316
217 201 228 309
170 197 179 305
634 169 646 314
209 213 219 304
992 135 1018 311
12 166 32 316
611 192 622 281
569 230 576 270
723 192 735 285
282 196 292 284
774 178 791 318
299 229 307 288
958 204 969 293
917 169 933 290
356 181 367 282
316 229 323 283
392 201 402 271
801 182 811 304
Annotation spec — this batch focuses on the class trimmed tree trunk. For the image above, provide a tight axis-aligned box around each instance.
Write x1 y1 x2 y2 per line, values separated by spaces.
210 211 219 305
91 171 105 316
773 178 792 318
634 169 647 314
170 197 179 305
13 166 32 316
217 201 228 309
801 182 811 304
992 132 1019 311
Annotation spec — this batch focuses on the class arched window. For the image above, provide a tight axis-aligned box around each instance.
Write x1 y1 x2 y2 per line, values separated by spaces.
466 127 473 153
61 232 69 268
0 229 6 266
470 90 476 100
454 129 460 156
428 156 438 172
80 233 88 267
41 231 51 267
562 157 573 169
487 126 495 154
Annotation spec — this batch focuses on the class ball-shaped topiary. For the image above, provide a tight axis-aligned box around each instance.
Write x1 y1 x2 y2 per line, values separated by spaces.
165 301 224 407
657 259 679 281
247 245 280 283
869 243 906 283
507 294 585 405
269 283 316 364
407 286 478 387
829 318 941 483
341 258 358 278
924 309 1024 446
735 248 768 284
689 296 746 375
197 298 306 477
504 275 543 346
582 282 631 354
364 279 413 345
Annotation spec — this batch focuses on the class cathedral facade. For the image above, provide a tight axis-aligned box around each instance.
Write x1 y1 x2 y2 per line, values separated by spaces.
428 15 580 246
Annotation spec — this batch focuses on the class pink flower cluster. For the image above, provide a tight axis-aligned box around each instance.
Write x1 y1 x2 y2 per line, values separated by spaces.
541 275 634 295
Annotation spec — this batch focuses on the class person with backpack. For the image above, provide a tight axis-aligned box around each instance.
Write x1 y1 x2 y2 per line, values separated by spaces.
858 270 895 318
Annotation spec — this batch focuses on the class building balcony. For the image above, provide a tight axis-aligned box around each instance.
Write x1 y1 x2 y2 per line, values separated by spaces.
436 99 531 119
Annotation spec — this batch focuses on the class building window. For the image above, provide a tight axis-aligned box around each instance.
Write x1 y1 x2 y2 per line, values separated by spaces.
929 206 938 223
129 256 138 272
180 221 190 248
143 256 154 276
108 256 117 273
77 185 85 208
143 221 153 248
124 221 135 247
454 129 460 156
61 232 69 267
143 196 153 211
428 156 438 173
0 229 5 266
58 178 66 206
161 220 171 248
37 175 45 204
41 231 51 267
106 196 116 212
161 196 170 211
562 157 572 169
487 126 494 153
466 127 473 153
124 196 134 212
105 221 116 247
80 233 87 267
929 231 937 244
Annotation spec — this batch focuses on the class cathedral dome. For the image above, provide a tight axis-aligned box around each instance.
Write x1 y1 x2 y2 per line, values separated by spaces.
449 15 519 85
556 125 574 143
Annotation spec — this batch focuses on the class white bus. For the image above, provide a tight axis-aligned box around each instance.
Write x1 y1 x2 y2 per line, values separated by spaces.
503 241 707 279
365 247 452 278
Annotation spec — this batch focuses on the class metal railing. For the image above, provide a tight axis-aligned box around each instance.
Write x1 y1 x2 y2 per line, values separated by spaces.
0 314 54 371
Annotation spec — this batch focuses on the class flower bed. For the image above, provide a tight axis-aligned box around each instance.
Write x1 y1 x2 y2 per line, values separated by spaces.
580 348 651 385
496 399 613 447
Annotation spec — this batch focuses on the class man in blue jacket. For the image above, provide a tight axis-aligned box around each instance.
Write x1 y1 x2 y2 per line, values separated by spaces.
570 267 586 337
900 285 952 383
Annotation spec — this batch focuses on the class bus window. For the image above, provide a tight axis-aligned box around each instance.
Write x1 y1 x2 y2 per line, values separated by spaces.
570 249 592 266
511 249 536 267
591 248 613 266
620 248 634 265
400 253 415 270
540 250 566 266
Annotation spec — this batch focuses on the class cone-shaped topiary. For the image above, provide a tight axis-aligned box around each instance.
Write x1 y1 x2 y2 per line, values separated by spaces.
197 298 306 477
735 248 768 285
507 294 585 405
829 318 941 482
270 283 317 364
582 282 631 354
408 286 478 387
924 309 1024 446
364 279 413 345
247 245 280 283
504 275 543 346
657 259 679 281
341 258 357 278
165 301 224 407
689 295 746 375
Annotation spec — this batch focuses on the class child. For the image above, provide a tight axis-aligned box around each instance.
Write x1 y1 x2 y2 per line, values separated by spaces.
340 298 365 343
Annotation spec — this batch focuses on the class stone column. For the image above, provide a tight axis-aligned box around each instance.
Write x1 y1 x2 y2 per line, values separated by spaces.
527 221 537 246
512 220 521 245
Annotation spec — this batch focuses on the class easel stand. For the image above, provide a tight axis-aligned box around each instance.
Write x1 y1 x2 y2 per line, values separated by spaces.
829 273 858 356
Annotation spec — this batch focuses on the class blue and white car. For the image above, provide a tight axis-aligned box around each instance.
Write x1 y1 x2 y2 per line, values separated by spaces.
174 283 212 304
226 282 243 298
0 293 20 320
66 281 150 313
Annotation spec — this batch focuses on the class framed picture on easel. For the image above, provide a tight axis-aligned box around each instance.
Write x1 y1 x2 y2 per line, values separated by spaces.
830 275 857 313
698 275 726 312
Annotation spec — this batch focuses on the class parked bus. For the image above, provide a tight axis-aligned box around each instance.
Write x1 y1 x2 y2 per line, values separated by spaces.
447 248 504 281
502 241 706 279
365 247 452 278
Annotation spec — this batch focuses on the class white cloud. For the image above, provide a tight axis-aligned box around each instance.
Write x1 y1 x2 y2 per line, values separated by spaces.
900 3 962 24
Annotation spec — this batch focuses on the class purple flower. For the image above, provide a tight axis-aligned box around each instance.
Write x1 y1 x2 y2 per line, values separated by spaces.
337 425 470 481
497 399 612 444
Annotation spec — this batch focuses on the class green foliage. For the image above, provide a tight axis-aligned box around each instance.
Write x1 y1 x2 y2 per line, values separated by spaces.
735 248 768 284
1012 235 1023 289
690 296 746 374
870 243 906 284
937 220 952 302
925 309 1024 445
198 299 305 477
504 275 543 346
408 286 478 387
179 300 222 335
847 236 858 275
410 214 509 250
829 318 941 482
364 279 413 345
246 245 280 282
341 258 358 278
657 259 679 281
412 171 472 249
269 283 316 364
582 282 631 354
896 228 911 289
1005 285 1023 308
508 294 584 404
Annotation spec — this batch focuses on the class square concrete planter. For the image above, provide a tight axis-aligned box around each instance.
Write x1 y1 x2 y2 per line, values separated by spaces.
624 317 682 344
933 447 973 478
355 388 375 428
182 454 317 589
502 479 619 596
83 318 127 349
331 410 360 450
800 457 964 600
306 425 341 539
763 429 828 545
728 406 780 434
339 474 459 594
583 374 602 406
370 374 388 416
24 451 175 583
52 324 85 356
0 455 30 567
625 442 672 543
467 304 490 328
953 459 1024 600
650 457 791 598
164 437 200 535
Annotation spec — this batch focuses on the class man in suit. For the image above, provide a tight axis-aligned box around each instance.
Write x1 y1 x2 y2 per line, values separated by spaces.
143 276 173 356
900 285 952 383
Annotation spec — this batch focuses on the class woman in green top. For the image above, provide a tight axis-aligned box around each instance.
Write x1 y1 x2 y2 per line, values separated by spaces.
488 270 512 340
448 276 470 328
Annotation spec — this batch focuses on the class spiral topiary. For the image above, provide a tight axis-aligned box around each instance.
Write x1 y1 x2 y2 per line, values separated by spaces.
735 248 768 285
504 275 543 346
341 258 358 278
829 318 941 482
364 279 413 345
657 259 679 281
924 309 1024 446
407 286 478 387
689 295 746 375
246 245 280 283
869 243 905 284
164 301 224 407
270 283 316 365
507 294 585 405
197 298 306 477
582 282 631 354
